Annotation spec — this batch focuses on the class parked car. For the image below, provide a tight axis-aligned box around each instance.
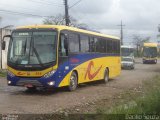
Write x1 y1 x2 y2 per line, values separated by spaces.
121 57 135 69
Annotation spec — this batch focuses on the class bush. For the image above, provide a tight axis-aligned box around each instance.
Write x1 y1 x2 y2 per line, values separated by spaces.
109 76 160 114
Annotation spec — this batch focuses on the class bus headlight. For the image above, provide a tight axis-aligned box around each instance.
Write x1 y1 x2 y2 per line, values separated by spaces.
8 80 11 84
48 81 55 86
7 70 15 77
43 70 56 78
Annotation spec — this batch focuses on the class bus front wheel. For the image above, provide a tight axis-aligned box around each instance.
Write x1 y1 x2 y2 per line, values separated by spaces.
68 72 78 91
104 69 109 83
154 60 157 64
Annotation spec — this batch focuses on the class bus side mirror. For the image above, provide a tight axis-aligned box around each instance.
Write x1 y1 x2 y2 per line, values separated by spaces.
64 34 68 50
2 35 12 50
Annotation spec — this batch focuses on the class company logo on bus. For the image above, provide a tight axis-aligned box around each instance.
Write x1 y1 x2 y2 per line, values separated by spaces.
17 72 26 76
70 58 80 63
27 72 31 76
85 61 102 80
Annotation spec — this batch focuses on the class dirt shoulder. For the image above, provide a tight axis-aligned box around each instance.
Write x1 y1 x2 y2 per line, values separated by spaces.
0 59 159 114
59 60 160 114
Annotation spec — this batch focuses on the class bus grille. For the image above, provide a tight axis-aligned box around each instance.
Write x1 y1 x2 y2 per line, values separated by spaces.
17 80 43 87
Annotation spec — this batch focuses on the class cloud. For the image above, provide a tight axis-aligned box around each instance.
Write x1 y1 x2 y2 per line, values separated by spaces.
0 0 159 43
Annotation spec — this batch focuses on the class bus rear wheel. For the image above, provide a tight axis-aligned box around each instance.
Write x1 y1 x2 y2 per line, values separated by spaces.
104 69 109 83
68 72 78 91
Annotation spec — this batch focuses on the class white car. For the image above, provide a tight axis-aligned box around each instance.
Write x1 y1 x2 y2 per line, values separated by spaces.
121 57 135 69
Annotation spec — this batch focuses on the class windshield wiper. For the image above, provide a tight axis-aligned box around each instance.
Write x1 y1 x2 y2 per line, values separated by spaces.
24 38 27 55
33 47 44 67
29 37 44 67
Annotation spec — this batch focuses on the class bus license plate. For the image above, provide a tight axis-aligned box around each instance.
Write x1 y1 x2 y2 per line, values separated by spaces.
24 84 33 87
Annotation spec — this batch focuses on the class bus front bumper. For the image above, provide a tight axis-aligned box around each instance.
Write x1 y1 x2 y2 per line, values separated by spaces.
143 59 157 63
7 75 57 88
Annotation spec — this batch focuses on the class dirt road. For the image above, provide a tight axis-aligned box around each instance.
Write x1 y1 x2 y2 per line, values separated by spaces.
0 58 159 114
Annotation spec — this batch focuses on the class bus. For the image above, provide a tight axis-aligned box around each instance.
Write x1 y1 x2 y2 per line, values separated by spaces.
142 43 158 64
121 45 134 58
2 25 121 91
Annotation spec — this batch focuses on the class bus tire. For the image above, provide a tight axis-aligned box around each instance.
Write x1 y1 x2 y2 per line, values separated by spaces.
154 60 157 64
104 69 109 83
143 60 145 64
68 71 78 91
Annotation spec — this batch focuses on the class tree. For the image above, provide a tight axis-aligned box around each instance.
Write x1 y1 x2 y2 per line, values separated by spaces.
43 14 88 28
43 14 65 25
132 34 150 57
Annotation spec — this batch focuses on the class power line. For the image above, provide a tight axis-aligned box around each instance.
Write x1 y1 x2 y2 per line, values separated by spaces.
0 4 39 14
36 0 64 6
0 1 63 15
0 9 48 18
69 1 103 29
70 10 100 29
0 0 65 18
69 0 82 9
27 0 64 7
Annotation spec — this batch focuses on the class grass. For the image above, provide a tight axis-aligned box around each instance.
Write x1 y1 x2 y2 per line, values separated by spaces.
106 76 160 114
0 70 7 77
80 76 160 120
39 76 160 120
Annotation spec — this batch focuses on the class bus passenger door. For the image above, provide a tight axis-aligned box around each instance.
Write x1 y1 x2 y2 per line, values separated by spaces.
59 33 69 65
58 33 70 86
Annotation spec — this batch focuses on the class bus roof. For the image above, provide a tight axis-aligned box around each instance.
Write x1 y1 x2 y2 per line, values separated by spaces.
121 45 134 49
143 43 157 47
16 25 120 40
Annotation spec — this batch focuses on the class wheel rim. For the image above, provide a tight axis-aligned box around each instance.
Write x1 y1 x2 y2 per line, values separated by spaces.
70 73 77 90
104 70 109 83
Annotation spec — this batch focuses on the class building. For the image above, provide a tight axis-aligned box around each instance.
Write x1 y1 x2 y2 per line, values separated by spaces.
0 28 12 69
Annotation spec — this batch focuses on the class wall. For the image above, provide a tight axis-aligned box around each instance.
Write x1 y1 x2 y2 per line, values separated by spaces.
0 29 12 69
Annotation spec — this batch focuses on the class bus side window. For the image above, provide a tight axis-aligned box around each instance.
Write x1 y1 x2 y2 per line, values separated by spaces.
94 38 98 52
80 35 89 52
89 37 96 52
59 33 68 56
69 33 80 53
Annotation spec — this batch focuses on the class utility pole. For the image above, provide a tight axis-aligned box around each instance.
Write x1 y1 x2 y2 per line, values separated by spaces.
0 28 2 69
0 17 2 69
64 0 70 26
158 24 160 43
158 24 160 57
118 21 125 45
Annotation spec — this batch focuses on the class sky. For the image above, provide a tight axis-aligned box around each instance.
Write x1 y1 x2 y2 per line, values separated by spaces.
0 0 160 44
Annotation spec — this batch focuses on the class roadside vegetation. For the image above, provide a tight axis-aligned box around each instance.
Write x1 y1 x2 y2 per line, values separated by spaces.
53 76 160 120
95 75 160 118
0 70 7 77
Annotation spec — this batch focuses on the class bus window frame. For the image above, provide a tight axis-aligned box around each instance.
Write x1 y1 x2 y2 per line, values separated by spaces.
59 30 120 56
7 29 58 71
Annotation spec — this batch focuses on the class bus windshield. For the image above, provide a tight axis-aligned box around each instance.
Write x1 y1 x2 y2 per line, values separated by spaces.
8 31 57 65
121 48 134 57
122 57 133 62
143 47 157 57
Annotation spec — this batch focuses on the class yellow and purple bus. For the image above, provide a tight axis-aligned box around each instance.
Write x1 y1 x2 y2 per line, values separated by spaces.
2 25 121 91
142 43 158 64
